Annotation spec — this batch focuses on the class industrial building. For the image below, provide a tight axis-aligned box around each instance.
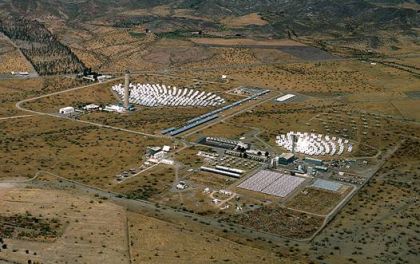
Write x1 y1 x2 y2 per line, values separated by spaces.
276 94 296 102
160 89 270 137
304 157 324 166
169 115 218 136
203 137 241 150
215 165 245 175
59 106 75 115
278 153 295 165
104 105 125 113
200 166 241 178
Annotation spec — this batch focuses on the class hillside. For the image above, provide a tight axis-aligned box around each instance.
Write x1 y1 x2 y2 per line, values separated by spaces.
0 0 418 74
0 0 418 38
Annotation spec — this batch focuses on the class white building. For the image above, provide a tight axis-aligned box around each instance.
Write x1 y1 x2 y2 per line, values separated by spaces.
161 159 174 165
97 75 112 82
83 104 99 111
104 105 125 113
59 107 75 115
162 145 171 152
11 71 29 76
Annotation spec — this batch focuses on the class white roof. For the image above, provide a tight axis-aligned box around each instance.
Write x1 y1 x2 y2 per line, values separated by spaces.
276 94 295 102
59 106 74 111
162 145 171 152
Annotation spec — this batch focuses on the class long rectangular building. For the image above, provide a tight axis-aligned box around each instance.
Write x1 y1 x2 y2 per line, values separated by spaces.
200 166 241 178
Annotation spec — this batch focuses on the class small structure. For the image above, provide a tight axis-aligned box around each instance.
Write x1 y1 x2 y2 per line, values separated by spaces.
162 145 171 152
82 75 96 82
83 104 99 111
59 106 75 115
176 181 188 190
161 159 174 165
97 75 112 82
11 71 29 76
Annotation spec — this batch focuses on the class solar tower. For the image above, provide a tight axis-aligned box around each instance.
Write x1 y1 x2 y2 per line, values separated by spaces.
124 71 130 109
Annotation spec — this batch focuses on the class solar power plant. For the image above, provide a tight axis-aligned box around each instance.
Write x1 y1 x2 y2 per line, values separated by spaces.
311 179 342 192
238 170 281 192
276 131 353 156
263 175 305 197
238 170 305 197
112 83 225 107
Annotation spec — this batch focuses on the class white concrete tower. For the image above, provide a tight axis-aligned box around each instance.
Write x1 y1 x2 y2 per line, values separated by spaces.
124 71 130 109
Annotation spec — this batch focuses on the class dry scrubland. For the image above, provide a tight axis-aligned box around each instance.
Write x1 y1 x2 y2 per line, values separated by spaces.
46 22 159 71
286 187 351 215
180 59 419 97
44 20 306 73
0 36 32 73
127 211 291 264
0 116 171 188
220 13 269 28
112 164 176 201
186 122 250 142
0 187 129 264
0 11 418 262
304 139 419 264
0 77 85 117
50 23 270 72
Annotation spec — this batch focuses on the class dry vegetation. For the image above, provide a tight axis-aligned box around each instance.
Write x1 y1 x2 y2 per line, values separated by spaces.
0 116 171 188
0 213 62 241
286 187 350 215
220 13 269 28
305 139 419 263
0 77 85 117
0 187 129 264
226 205 324 239
0 18 85 75
0 4 418 261
0 35 32 73
190 38 303 47
112 164 176 201
128 212 292 264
